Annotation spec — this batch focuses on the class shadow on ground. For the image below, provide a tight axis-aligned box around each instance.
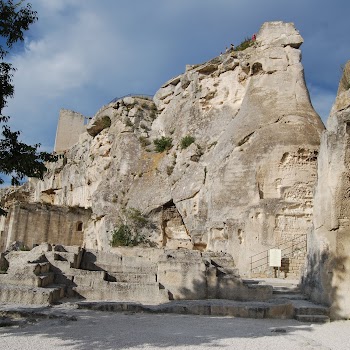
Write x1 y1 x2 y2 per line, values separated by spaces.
0 306 315 350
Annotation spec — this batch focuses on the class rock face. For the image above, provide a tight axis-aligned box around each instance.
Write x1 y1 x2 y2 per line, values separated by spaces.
302 61 350 319
0 21 324 277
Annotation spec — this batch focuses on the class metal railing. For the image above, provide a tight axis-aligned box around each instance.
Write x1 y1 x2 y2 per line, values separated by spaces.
250 234 307 273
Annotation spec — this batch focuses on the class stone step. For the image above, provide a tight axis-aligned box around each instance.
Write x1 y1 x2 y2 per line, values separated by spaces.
0 284 63 305
37 273 55 287
70 268 106 277
274 293 308 301
81 252 157 275
46 252 80 269
7 262 51 275
294 306 329 316
77 299 294 319
96 262 157 274
52 269 107 295
242 279 260 285
54 245 81 255
0 272 55 288
73 282 169 304
52 274 76 298
295 314 330 323
53 272 76 286
48 260 73 274
73 270 107 287
109 272 157 283
272 287 300 294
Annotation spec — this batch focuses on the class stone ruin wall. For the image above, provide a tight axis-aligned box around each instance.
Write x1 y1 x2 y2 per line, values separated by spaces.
54 109 87 153
0 202 91 251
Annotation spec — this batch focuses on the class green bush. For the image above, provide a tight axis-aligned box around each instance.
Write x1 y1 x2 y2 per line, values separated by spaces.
235 37 253 51
110 208 150 247
111 224 133 246
180 135 195 149
110 224 146 247
153 136 173 152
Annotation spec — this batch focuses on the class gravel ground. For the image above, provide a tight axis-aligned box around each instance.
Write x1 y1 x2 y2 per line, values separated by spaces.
1 308 350 350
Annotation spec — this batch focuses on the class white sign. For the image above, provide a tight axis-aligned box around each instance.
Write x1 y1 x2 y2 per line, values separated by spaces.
269 249 281 267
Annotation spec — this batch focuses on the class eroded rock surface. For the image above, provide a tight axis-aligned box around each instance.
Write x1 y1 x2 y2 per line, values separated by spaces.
303 60 350 319
0 22 324 277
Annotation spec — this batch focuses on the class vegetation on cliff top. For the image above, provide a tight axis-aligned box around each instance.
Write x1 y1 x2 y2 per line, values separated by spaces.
235 37 254 51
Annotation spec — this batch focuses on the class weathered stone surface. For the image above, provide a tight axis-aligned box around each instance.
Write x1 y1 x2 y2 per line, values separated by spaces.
86 114 112 137
54 109 86 153
256 21 303 48
0 22 324 279
0 203 91 252
81 247 272 302
302 60 350 320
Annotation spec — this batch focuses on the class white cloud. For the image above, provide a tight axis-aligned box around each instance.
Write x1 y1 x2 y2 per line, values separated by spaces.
2 0 350 152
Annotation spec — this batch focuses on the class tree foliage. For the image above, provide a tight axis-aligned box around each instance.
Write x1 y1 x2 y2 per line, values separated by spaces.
0 1 56 192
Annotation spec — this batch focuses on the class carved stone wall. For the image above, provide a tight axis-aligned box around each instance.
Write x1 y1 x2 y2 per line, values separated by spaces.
0 203 91 251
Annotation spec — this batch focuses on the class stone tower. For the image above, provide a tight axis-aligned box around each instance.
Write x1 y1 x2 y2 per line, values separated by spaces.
54 109 86 153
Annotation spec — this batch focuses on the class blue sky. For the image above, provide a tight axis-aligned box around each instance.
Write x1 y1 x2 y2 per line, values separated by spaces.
4 0 350 152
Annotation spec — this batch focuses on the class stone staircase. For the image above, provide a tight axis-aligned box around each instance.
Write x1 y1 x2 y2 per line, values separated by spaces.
0 250 65 305
0 244 88 305
0 245 331 323
249 279 330 323
74 249 170 304
0 245 170 305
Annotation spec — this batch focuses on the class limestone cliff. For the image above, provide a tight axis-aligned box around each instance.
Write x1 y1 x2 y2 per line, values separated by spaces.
303 60 350 319
0 22 324 276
